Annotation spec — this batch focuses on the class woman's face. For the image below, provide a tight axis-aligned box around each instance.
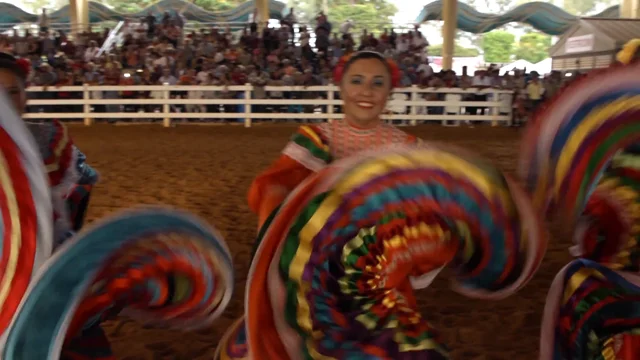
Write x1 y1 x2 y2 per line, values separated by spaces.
340 58 391 128
0 69 25 115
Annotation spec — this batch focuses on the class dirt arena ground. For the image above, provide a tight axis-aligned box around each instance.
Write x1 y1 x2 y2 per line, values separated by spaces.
70 123 573 359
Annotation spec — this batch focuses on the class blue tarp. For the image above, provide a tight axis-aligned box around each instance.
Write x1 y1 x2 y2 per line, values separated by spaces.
415 1 620 35
0 0 285 25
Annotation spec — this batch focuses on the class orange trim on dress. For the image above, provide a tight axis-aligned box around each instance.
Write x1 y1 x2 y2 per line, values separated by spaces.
247 155 313 229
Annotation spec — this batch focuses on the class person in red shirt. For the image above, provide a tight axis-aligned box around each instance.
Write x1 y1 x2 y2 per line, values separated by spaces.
231 65 248 85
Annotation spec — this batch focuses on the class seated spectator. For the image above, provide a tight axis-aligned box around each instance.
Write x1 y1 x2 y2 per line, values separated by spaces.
84 41 99 62
158 67 177 85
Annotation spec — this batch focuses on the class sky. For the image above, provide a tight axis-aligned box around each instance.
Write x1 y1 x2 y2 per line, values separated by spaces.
392 1 425 24
5 0 31 12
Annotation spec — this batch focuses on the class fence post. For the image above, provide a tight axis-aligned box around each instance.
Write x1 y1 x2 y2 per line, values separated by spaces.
410 85 418 126
490 90 498 127
327 86 334 124
83 84 92 126
162 85 171 128
244 85 252 128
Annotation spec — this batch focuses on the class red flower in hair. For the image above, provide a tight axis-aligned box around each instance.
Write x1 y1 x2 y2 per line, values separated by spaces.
15 58 31 79
332 54 352 85
332 53 401 88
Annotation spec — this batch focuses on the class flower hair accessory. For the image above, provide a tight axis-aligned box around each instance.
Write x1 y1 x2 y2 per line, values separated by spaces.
333 52 401 88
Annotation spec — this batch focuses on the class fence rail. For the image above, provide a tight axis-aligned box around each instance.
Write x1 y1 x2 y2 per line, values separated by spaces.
25 85 514 128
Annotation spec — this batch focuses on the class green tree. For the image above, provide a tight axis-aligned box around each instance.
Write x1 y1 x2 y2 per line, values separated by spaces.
288 0 397 35
515 32 551 63
481 30 515 63
99 0 157 13
430 43 479 57
193 0 239 12
562 0 598 15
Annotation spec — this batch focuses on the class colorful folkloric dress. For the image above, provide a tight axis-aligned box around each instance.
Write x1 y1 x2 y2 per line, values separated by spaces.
216 122 547 359
518 59 640 359
0 94 235 359
248 120 418 230
25 119 99 245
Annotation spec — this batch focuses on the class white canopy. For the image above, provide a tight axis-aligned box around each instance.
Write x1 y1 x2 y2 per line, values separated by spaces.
499 59 534 75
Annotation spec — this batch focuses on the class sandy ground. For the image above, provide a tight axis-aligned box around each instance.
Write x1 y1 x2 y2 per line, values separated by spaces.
68 123 573 359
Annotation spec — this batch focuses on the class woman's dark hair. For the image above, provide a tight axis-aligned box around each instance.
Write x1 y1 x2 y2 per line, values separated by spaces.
0 53 27 82
341 51 392 79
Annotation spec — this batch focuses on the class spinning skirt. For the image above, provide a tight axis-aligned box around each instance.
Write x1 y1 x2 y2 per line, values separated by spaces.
540 259 640 360
0 92 53 341
518 61 640 223
1 208 234 360
518 61 640 358
217 145 547 359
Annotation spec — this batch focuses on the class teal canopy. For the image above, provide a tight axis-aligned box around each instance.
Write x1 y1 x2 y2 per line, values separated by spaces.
415 0 620 35
0 0 285 24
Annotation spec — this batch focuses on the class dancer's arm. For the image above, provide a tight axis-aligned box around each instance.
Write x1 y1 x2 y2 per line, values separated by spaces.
248 125 331 229
248 155 314 228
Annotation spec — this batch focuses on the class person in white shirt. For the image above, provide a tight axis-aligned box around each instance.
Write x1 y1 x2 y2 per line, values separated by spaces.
299 26 310 47
158 68 177 85
470 70 492 115
411 31 428 55
416 59 433 78
213 52 224 64
396 37 409 54
84 41 99 62
153 55 168 68
196 64 211 84
340 20 354 35
471 71 492 87
39 8 49 33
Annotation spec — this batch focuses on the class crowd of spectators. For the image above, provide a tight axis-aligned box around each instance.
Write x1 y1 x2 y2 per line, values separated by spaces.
0 8 577 123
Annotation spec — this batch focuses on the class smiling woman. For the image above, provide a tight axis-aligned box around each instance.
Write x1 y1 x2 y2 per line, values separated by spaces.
247 51 417 230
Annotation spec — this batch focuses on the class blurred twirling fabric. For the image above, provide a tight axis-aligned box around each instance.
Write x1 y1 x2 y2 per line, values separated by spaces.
0 96 234 359
518 61 640 359
217 145 546 359
2 208 235 359
0 92 53 343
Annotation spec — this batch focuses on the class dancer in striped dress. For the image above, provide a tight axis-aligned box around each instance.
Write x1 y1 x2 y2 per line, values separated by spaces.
518 41 640 360
0 52 99 244
247 51 420 297
0 52 105 358
248 51 416 231
216 51 548 359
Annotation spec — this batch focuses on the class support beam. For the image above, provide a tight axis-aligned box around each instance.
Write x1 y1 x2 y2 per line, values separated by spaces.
441 0 457 70
69 0 78 36
69 0 89 39
256 0 269 32
621 0 640 18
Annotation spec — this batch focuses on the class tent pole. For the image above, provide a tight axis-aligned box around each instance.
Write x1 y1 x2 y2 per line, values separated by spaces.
441 0 457 70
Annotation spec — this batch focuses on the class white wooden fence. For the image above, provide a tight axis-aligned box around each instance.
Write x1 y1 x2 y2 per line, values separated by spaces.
25 85 514 128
